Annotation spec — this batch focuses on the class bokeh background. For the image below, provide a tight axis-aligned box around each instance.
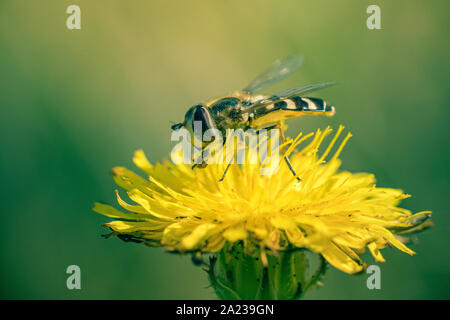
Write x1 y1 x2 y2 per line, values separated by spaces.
1 0 449 299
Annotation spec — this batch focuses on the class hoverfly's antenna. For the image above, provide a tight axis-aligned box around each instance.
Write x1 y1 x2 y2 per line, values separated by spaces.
171 122 183 130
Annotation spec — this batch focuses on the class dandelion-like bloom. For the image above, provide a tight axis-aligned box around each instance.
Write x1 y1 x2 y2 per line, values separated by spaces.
94 126 431 299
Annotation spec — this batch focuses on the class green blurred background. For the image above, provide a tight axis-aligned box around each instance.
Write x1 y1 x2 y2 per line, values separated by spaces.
0 0 449 299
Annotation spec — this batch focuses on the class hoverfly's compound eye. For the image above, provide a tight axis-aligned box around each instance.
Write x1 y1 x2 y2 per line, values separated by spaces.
171 123 183 131
183 104 216 141
193 105 211 133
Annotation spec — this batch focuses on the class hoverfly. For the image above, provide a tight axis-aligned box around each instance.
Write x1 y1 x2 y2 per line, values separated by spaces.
171 54 336 181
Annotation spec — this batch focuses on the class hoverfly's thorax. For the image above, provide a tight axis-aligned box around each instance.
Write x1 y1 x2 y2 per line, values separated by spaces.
208 97 249 131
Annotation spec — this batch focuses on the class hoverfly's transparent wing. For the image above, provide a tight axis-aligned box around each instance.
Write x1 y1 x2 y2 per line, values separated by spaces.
248 82 336 110
270 82 336 99
242 54 304 94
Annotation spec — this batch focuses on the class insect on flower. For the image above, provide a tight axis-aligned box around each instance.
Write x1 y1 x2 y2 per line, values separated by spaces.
94 57 433 300
171 54 336 181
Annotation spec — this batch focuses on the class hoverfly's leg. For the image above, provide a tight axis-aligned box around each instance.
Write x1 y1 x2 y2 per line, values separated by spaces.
284 156 301 182
219 161 233 182
192 155 201 169
276 122 301 182
218 131 241 182
192 158 207 169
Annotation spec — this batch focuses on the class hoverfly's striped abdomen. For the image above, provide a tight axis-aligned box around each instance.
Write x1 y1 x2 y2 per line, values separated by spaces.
250 96 335 128
290 96 335 113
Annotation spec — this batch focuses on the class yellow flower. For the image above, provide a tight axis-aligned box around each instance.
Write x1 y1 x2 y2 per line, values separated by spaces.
93 126 432 275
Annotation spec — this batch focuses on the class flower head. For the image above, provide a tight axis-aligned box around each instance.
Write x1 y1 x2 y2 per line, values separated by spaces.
94 126 431 274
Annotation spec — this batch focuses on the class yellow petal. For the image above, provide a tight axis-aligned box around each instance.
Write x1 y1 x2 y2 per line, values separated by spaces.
181 223 220 250
321 242 365 274
133 149 153 174
222 226 247 242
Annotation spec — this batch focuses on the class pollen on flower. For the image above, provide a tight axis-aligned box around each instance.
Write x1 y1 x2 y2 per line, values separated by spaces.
93 125 432 274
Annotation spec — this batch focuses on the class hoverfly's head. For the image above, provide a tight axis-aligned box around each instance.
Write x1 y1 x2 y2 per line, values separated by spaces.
175 104 216 144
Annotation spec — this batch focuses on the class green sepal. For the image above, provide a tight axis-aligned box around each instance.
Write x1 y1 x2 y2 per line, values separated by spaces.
205 243 327 300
